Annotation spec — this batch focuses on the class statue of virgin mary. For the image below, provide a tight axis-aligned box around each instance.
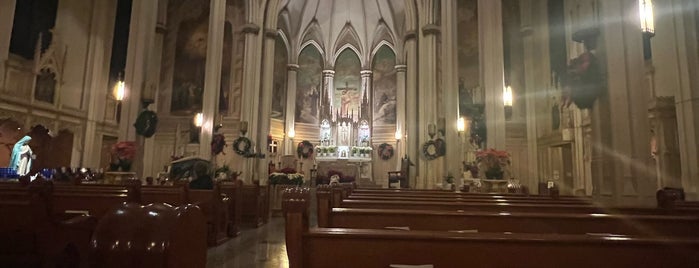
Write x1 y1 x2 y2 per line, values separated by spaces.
9 136 33 176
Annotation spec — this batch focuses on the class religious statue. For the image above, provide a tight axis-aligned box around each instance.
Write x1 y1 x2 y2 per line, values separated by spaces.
9 136 33 176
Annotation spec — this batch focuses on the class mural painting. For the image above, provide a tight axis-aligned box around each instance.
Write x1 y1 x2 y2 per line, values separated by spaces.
295 45 323 124
457 0 481 117
170 3 209 115
272 36 288 119
225 0 245 119
372 45 397 125
334 49 361 119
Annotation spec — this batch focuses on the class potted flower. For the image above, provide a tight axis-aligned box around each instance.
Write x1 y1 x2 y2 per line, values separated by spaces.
321 146 328 156
351 147 359 157
365 146 373 157
475 149 510 180
110 141 137 172
328 146 337 156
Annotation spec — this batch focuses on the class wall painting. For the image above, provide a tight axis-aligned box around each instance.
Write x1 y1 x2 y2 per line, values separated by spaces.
295 45 322 124
372 45 396 125
334 48 361 119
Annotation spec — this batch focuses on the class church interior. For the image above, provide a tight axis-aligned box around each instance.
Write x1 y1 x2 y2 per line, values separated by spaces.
2 0 699 267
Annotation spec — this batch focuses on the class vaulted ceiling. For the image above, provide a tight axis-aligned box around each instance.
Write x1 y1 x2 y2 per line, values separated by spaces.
277 0 406 67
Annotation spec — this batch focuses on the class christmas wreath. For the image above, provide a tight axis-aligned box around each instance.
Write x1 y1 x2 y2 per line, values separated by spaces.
211 133 226 155
134 110 158 138
232 136 252 156
565 50 602 109
422 140 439 160
296 140 314 159
378 143 394 160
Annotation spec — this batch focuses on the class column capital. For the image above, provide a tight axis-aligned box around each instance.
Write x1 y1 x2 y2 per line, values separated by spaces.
404 30 417 41
421 24 441 36
241 23 260 35
287 64 299 71
322 69 335 76
394 64 407 72
264 28 277 39
360 70 372 77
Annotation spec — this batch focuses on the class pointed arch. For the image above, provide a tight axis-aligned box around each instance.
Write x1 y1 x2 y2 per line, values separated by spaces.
332 23 364 67
298 19 325 60
371 45 397 125
370 41 396 65
368 19 396 64
295 44 323 124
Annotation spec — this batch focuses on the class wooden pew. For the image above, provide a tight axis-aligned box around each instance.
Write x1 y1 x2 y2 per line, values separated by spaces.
0 178 96 268
285 187 699 268
90 202 207 268
317 186 699 236
51 182 137 219
240 181 269 227
134 181 230 246
346 195 591 205
219 179 243 237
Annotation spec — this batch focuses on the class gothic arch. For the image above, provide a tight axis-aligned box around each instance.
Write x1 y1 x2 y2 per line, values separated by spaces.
370 41 396 65
298 19 325 62
332 23 364 67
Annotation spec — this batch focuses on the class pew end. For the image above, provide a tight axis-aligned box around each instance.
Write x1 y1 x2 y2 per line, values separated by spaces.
90 202 207 268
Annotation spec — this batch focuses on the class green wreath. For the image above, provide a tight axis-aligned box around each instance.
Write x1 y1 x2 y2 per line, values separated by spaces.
134 110 158 138
232 137 252 156
296 140 314 159
422 140 439 161
378 143 394 160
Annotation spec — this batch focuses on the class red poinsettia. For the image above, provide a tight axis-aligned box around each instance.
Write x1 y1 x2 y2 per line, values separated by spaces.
112 141 137 161
475 148 510 173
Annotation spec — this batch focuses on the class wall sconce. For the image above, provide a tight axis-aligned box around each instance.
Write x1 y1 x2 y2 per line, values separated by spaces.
394 130 402 141
190 113 203 143
239 121 248 136
288 128 295 140
428 123 436 139
457 117 466 136
639 0 655 60
114 75 125 122
503 85 513 120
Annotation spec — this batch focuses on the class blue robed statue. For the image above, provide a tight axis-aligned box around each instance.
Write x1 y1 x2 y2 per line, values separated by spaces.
9 135 33 176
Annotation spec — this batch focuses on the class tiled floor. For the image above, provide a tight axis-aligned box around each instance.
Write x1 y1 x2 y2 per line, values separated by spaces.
206 216 290 268
206 189 316 268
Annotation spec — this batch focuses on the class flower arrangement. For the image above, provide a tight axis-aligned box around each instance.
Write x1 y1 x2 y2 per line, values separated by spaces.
110 141 137 171
269 171 304 185
475 149 510 180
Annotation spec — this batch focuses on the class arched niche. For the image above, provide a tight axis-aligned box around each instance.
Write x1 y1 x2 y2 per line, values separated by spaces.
333 48 361 118
371 45 397 125
272 33 289 119
295 44 323 124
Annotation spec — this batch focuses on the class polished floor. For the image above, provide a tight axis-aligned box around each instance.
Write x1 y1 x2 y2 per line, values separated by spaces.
206 191 317 268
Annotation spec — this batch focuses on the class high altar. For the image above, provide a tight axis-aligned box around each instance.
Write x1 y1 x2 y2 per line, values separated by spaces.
314 81 373 182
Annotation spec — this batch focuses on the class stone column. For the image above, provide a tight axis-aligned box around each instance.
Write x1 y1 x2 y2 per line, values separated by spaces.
284 64 299 155
404 32 418 188
417 1 440 189
197 0 226 158
478 0 506 149
652 0 699 196
360 70 372 120
0 0 16 90
256 28 278 184
600 0 652 201
141 0 168 177
119 0 158 176
441 0 461 182
395 64 407 167
239 22 263 183
519 0 540 192
648 97 681 188
82 0 118 168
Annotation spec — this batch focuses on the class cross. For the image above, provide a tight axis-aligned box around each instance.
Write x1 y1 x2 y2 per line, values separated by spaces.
269 141 278 153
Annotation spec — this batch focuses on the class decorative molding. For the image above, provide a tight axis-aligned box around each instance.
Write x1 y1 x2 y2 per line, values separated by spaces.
404 30 417 41
520 26 534 37
241 23 260 34
264 28 277 38
421 24 441 36
287 64 299 71
394 64 407 72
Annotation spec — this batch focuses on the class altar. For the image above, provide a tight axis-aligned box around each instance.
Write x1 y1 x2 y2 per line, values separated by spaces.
313 83 373 183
